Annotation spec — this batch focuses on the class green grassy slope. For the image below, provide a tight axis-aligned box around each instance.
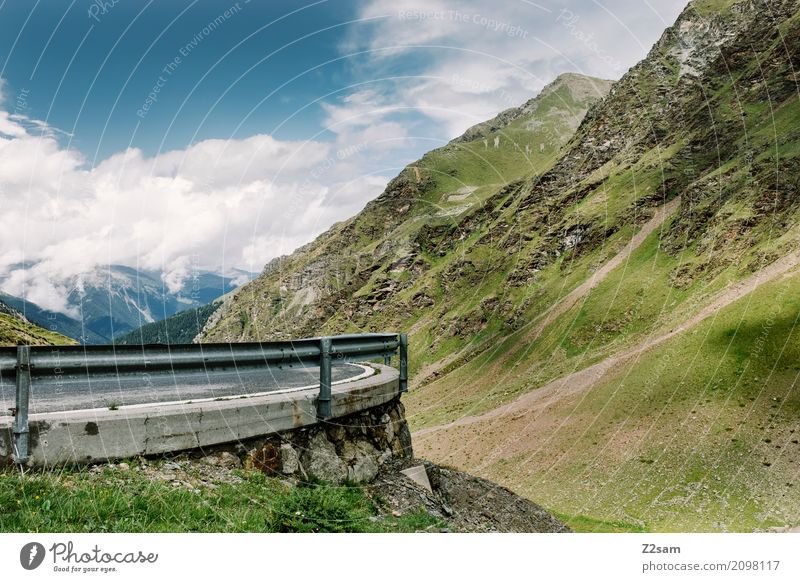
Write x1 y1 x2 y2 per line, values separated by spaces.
202 0 800 531
0 302 77 347
534 270 800 532
415 226 800 531
407 0 800 531
0 462 440 533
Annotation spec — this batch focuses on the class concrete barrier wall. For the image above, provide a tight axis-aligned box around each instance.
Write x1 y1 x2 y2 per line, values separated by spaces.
0 365 399 467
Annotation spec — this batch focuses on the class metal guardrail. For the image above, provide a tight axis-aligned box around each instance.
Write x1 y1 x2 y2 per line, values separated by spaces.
2 333 408 465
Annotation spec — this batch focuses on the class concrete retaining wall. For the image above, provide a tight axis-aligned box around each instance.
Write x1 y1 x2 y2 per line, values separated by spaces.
0 365 399 467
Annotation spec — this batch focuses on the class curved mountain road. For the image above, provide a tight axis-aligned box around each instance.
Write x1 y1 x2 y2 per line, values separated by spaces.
0 363 371 415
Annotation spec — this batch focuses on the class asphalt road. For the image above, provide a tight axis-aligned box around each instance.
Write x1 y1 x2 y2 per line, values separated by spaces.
0 363 369 415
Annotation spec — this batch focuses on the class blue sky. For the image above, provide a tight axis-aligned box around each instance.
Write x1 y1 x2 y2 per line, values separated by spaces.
0 0 360 159
0 0 688 313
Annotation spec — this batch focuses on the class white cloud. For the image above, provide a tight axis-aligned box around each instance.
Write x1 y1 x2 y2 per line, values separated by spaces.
321 89 393 131
339 0 689 140
320 88 413 166
0 87 390 315
0 111 29 138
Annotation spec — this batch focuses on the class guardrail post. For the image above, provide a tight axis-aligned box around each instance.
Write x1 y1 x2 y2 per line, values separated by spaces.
399 333 408 393
13 345 31 465
318 337 332 419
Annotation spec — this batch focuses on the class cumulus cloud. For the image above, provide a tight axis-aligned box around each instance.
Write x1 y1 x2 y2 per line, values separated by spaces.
0 111 29 138
0 86 392 314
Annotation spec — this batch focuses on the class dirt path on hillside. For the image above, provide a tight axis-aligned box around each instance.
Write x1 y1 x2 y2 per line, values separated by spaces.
523 197 681 342
412 197 681 389
415 244 800 438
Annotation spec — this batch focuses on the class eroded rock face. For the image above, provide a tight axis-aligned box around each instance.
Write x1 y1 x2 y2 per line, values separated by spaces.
244 397 412 484
248 443 280 474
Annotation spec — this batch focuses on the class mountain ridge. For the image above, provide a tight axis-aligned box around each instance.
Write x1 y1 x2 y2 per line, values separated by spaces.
199 71 615 343
448 72 615 145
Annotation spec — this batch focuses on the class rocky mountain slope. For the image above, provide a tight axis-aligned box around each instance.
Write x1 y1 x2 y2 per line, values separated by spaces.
201 72 614 343
201 0 800 532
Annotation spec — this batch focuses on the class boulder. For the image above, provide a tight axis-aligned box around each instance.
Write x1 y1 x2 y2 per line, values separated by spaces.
347 441 380 483
300 433 347 484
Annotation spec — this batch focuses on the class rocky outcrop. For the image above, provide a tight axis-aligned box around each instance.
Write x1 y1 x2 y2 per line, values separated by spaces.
243 397 413 484
368 458 571 533
0 299 25 321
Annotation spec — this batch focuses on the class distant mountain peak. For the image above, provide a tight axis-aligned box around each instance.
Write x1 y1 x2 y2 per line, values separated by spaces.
1 265 256 344
449 72 614 146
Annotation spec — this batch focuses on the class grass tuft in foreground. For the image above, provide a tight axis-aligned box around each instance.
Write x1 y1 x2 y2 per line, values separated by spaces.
0 463 442 533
